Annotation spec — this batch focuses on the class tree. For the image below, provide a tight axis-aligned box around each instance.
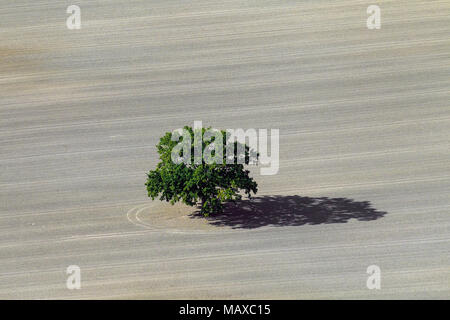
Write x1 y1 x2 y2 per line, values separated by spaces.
145 126 258 216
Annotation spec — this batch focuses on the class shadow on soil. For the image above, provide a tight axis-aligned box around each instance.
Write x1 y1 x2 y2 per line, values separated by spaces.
190 195 387 229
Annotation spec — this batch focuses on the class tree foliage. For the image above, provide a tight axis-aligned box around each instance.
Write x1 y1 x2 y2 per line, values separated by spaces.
145 126 258 216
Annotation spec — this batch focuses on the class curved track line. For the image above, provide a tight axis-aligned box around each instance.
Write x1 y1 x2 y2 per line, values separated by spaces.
126 203 249 234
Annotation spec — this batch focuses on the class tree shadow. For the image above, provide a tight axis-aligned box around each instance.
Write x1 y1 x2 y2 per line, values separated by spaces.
190 195 387 229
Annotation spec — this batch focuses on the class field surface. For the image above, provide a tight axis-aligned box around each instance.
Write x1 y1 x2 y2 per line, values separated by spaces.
0 0 449 298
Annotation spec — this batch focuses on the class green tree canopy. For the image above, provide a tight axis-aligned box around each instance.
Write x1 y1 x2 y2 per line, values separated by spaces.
145 126 258 216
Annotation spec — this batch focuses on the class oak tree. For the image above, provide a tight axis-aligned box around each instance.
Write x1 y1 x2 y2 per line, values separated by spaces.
145 126 258 216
